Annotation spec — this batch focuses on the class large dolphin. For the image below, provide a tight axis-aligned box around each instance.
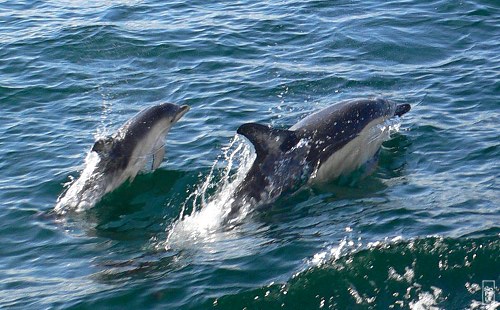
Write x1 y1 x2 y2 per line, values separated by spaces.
55 103 190 213
227 98 410 219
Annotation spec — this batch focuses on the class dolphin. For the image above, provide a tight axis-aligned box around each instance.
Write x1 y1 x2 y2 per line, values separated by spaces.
227 98 410 219
55 103 190 213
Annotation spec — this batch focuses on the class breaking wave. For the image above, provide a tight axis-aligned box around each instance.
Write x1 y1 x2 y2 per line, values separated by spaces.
211 235 500 309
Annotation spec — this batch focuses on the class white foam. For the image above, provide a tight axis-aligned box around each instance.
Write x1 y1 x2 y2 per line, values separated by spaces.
409 286 443 310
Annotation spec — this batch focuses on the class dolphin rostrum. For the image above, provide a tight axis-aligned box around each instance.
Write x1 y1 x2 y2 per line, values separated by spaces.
55 103 190 213
228 98 410 219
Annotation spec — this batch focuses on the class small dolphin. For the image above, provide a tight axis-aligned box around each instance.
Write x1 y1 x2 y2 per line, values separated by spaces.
55 103 190 213
228 98 410 219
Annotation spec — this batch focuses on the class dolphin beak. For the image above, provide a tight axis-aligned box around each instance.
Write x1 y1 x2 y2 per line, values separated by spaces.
394 103 411 117
175 105 190 122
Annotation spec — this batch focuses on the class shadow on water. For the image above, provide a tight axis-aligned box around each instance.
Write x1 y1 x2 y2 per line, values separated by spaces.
48 169 202 241
89 249 189 286
44 169 206 288
93 169 187 220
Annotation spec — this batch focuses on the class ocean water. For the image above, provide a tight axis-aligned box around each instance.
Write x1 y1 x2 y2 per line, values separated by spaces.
1 0 499 309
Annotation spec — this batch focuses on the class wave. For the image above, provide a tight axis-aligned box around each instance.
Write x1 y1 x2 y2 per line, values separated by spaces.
211 235 500 309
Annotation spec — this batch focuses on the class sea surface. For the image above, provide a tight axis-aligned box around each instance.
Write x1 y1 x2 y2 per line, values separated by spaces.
1 0 499 309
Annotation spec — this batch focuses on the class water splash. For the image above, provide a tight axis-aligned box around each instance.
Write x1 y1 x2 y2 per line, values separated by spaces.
162 135 255 250
366 116 402 146
56 90 114 214
55 150 106 213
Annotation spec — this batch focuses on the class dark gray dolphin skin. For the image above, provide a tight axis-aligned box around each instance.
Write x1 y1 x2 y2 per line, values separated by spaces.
228 98 410 219
55 103 190 212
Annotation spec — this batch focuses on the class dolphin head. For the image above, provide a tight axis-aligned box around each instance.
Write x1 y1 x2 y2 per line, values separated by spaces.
92 103 190 187
89 104 189 158
394 103 411 117
157 103 191 125
138 103 190 133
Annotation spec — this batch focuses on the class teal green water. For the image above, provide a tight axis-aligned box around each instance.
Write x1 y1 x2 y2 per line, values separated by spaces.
1 0 499 309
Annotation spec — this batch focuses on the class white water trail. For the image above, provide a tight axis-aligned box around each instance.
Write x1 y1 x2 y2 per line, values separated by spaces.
163 135 255 250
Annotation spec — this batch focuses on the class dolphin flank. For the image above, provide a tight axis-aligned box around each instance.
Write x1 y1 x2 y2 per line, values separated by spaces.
228 98 411 220
55 103 190 213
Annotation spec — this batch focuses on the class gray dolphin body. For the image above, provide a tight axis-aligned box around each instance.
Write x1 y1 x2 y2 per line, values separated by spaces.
55 103 190 213
228 98 410 219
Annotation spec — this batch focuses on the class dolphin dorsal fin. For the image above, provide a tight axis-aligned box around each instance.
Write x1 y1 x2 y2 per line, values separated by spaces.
91 136 114 155
237 123 298 158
